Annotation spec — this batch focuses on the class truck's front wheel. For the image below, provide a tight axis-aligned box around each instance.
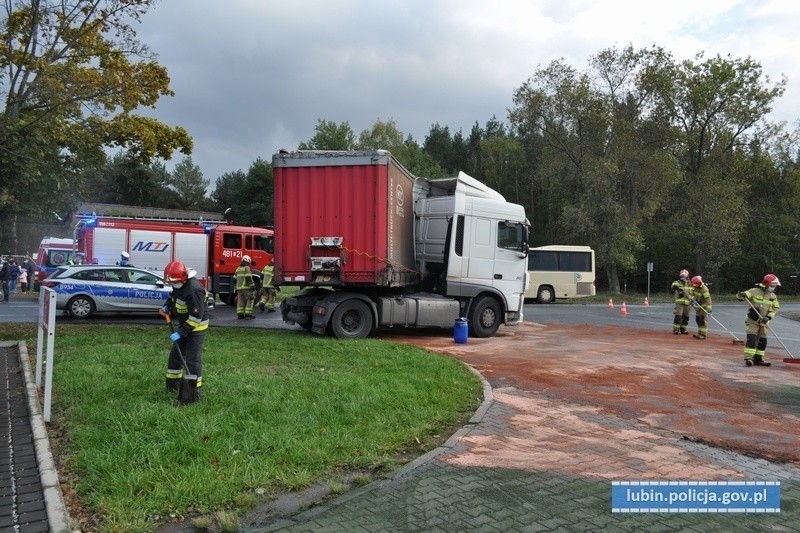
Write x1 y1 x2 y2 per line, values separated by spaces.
469 296 501 338
330 300 372 339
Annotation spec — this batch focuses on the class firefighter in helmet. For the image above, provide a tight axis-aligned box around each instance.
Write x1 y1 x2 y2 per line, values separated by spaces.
670 269 692 335
235 255 256 319
161 260 209 400
257 257 277 312
689 275 712 339
737 274 781 367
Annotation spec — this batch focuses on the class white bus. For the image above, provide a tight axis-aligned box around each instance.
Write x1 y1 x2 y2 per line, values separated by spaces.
525 245 596 303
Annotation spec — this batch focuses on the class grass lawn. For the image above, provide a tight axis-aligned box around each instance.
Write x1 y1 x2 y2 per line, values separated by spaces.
2 324 482 532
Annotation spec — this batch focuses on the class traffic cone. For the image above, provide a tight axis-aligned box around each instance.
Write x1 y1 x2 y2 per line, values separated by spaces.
620 301 628 316
643 297 650 307
607 298 614 309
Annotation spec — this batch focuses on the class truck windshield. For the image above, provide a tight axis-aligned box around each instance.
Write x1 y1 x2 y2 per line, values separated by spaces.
254 234 274 254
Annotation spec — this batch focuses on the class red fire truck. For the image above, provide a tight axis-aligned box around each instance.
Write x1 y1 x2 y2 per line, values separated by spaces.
74 216 273 305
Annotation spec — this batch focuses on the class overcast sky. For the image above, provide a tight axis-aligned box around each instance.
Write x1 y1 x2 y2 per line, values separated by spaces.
136 0 800 187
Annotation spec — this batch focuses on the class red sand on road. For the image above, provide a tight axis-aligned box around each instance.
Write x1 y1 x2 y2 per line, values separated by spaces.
386 321 800 469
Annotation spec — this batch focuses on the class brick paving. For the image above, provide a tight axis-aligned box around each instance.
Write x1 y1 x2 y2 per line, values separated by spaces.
254 385 800 532
0 343 49 533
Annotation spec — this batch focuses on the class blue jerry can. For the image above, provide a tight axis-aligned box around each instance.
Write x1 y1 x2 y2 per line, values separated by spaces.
453 317 468 344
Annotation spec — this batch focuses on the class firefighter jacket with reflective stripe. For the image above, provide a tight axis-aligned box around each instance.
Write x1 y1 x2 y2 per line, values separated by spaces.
738 284 779 321
261 265 274 289
235 265 255 291
671 279 692 305
165 277 210 337
691 283 712 312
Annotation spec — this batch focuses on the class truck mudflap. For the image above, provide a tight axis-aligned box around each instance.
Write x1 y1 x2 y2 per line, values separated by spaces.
281 288 332 332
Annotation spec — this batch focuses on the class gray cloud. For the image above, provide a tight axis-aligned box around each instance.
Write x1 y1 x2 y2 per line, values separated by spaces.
136 0 800 186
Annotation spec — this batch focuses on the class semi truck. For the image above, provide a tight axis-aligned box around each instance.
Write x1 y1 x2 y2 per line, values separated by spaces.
73 216 274 304
274 149 530 339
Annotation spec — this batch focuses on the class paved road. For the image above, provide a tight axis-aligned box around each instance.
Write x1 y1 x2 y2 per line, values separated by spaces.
524 301 800 359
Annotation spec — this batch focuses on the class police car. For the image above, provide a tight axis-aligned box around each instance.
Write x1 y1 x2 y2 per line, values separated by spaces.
41 265 172 319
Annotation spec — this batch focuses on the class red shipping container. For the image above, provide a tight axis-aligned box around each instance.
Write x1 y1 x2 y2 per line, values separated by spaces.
273 151 417 288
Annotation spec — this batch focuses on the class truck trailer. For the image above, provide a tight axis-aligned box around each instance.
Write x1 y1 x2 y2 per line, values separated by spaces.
274 149 529 339
74 217 274 305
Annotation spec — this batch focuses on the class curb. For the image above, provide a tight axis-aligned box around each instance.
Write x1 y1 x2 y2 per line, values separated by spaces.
12 340 72 533
259 363 494 531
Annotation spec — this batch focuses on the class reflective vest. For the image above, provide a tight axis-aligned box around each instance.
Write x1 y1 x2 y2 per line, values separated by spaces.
671 279 692 305
235 265 255 291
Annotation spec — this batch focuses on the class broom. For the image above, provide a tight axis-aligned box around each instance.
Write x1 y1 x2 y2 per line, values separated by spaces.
694 302 744 344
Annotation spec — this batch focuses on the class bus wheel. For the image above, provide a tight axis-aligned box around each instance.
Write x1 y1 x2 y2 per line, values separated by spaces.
536 286 555 304
469 296 501 338
331 300 372 339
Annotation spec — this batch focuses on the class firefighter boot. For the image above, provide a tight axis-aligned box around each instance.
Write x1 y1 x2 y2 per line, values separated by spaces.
752 355 771 367
178 375 200 405
165 378 180 392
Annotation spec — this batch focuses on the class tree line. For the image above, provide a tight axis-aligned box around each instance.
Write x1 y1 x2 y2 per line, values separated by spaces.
2 2 799 294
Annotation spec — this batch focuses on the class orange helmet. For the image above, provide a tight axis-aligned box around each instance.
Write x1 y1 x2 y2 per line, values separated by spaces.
164 260 189 283
762 273 781 287
691 275 703 287
679 269 689 279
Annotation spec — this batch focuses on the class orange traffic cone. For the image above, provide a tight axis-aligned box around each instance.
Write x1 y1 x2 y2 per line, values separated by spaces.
607 298 614 309
643 297 650 307
620 301 628 316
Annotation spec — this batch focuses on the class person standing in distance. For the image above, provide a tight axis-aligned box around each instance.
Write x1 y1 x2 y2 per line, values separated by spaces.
670 269 692 335
161 260 209 400
0 257 9 302
235 255 256 319
737 274 781 367
257 258 277 312
117 251 132 266
690 275 712 340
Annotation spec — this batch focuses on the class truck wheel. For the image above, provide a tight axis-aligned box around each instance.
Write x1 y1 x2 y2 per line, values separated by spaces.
536 285 555 304
330 300 372 339
67 295 95 319
469 296 501 338
222 293 236 306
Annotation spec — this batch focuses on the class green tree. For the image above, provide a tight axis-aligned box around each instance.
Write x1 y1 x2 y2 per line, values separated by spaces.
83 151 177 207
211 169 247 217
356 118 443 177
479 135 527 206
510 46 682 293
298 119 356 150
210 158 272 226
0 0 192 250
169 156 210 209
356 118 405 150
656 53 786 279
